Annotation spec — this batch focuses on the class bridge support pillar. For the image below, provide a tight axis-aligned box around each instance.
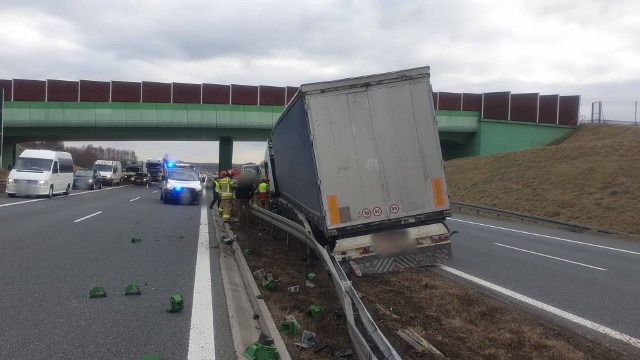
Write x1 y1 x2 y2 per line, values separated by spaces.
2 142 17 170
219 138 233 172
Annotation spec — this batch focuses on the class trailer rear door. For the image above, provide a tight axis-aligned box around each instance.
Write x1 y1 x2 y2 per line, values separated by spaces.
305 71 449 232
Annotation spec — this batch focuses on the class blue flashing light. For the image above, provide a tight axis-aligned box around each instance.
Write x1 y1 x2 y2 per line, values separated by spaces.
175 186 182 191
167 162 175 168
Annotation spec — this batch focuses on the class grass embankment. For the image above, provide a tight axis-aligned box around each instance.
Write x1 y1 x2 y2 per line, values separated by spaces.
446 125 640 235
235 222 635 359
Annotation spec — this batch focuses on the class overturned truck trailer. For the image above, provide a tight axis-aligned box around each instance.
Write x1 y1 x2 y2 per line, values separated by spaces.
270 67 452 274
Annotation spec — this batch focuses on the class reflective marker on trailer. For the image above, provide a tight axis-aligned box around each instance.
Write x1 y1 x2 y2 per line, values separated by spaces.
327 194 341 225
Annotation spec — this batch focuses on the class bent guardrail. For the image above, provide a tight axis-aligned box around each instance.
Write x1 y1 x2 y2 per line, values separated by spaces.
249 203 402 360
450 200 628 236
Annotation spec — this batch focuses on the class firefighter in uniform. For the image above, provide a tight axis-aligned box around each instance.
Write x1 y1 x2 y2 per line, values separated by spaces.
219 170 235 221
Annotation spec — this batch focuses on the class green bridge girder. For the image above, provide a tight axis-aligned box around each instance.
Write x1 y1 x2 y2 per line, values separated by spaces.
2 102 480 142
1 101 574 167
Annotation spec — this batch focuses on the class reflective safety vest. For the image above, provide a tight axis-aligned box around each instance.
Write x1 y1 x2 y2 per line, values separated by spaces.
214 180 220 193
258 182 269 194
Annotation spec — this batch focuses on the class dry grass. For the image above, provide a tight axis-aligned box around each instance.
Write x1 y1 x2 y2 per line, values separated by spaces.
445 125 640 234
353 269 636 360
0 169 7 179
233 223 352 359
233 210 639 359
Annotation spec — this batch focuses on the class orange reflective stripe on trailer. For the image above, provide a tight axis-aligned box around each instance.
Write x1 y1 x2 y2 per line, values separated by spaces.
327 194 341 225
431 177 447 208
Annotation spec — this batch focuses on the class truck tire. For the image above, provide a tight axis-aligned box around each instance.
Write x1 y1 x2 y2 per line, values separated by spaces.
7 193 16 198
48 186 53 199
64 184 70 195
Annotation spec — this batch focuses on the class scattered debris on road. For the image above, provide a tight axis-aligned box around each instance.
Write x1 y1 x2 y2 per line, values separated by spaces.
234 223 352 359
123 283 142 295
168 293 184 313
88 285 107 298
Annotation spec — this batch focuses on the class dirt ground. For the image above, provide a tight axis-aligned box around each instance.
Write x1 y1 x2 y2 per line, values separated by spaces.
352 269 639 360
233 222 353 360
445 124 640 235
233 218 638 360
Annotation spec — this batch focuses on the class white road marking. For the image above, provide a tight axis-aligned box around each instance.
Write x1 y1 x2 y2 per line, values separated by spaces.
152 190 158 194
494 243 607 271
450 218 640 256
188 189 215 360
0 185 132 208
440 265 640 349
73 211 102 223
129 197 141 202
0 198 45 208
69 184 132 197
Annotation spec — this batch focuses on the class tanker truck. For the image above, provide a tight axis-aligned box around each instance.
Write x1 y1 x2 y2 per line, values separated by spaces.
267 67 452 274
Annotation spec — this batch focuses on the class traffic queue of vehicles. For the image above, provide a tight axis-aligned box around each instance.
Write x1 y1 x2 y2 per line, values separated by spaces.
5 152 171 198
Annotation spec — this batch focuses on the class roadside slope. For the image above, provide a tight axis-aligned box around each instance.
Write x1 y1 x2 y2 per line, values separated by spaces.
445 125 640 235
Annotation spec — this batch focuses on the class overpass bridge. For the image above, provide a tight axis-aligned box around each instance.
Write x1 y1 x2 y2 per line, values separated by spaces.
0 79 579 169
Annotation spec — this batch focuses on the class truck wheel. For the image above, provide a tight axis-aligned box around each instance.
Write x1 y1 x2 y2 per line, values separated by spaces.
64 184 70 195
7 193 16 198
48 186 53 199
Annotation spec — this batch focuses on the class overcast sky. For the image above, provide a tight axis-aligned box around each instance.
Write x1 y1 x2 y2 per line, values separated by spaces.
2 0 639 163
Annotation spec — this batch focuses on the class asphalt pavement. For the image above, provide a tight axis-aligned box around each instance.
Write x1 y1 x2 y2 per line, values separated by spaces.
0 184 235 359
446 212 640 343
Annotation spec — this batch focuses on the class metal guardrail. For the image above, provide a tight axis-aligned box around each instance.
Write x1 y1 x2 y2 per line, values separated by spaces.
249 203 401 360
450 201 626 236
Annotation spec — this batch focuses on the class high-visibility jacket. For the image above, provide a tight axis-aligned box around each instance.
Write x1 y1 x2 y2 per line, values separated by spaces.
219 177 235 199
213 180 220 193
258 182 269 194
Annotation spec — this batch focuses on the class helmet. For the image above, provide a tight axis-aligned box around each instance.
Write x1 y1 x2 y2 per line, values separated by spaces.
219 171 227 178
228 169 235 177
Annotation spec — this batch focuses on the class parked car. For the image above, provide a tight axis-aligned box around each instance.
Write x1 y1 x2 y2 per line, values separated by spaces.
6 149 74 198
73 169 103 190
133 172 150 185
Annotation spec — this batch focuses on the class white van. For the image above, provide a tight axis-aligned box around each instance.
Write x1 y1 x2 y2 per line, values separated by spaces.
92 160 123 186
6 149 75 198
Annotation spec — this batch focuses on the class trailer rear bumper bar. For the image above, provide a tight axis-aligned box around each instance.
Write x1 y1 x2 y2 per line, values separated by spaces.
345 242 452 274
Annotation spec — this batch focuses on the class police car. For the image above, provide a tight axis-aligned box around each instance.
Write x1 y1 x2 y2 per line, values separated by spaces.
160 161 203 205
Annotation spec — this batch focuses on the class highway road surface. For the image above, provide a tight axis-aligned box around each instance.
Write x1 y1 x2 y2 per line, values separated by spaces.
0 185 235 359
446 212 640 347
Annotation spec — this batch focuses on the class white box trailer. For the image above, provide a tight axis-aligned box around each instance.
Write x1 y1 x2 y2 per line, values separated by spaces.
270 67 452 273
